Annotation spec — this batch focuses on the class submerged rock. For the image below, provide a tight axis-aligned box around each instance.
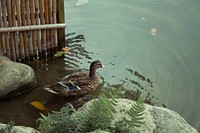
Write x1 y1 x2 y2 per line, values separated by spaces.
83 99 198 133
0 56 36 100
0 122 40 133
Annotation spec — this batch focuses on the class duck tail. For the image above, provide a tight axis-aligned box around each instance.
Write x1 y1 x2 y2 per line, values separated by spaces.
43 85 59 94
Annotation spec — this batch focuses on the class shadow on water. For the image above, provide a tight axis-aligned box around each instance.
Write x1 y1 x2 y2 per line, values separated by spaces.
0 33 156 128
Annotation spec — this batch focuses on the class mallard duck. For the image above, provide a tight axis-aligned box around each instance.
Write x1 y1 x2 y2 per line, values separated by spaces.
43 60 104 97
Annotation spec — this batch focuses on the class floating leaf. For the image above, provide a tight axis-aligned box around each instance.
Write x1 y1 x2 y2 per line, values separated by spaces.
30 101 46 111
54 51 64 57
150 26 157 36
54 47 70 57
61 47 70 52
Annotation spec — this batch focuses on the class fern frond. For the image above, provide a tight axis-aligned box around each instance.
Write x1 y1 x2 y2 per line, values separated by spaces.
36 113 53 133
37 103 84 133
127 97 145 128
51 103 76 124
113 97 145 133
78 87 122 131
109 84 124 98
128 127 139 133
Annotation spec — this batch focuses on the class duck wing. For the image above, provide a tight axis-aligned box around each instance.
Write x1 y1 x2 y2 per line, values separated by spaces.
59 72 97 89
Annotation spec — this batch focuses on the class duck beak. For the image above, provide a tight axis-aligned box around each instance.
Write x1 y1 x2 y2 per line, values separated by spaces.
101 64 105 68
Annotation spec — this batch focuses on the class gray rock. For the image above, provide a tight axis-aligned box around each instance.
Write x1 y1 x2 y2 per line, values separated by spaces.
0 56 36 99
0 123 40 133
83 99 198 133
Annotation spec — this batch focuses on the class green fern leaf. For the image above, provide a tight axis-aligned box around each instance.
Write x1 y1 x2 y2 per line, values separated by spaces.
127 97 145 129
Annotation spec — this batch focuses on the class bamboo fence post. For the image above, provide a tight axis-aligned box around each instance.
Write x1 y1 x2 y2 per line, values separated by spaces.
2 0 11 58
11 0 20 59
44 0 50 50
7 0 16 60
0 32 2 53
30 0 37 54
57 0 65 48
48 0 54 48
16 0 25 59
0 0 2 53
21 0 29 57
52 0 58 48
0 0 6 54
34 0 41 53
0 28 1 52
39 0 46 51
25 0 34 56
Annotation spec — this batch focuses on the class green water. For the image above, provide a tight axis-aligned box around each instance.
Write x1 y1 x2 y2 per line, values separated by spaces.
65 0 200 131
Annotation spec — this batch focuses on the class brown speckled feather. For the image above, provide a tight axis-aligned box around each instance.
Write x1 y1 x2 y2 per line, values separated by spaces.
43 60 104 97
61 72 99 90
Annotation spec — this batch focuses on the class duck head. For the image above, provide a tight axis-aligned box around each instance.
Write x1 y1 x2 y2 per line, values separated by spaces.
89 60 104 78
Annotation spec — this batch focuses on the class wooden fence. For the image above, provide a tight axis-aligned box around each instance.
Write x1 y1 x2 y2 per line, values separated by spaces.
0 0 66 60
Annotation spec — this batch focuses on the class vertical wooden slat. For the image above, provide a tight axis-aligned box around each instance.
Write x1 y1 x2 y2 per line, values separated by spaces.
0 32 3 55
7 0 16 60
44 0 50 50
2 0 11 58
25 0 34 56
30 0 37 54
6 0 14 59
6 0 16 60
57 0 65 48
48 0 53 24
0 0 6 54
52 0 58 48
11 0 20 59
16 0 25 59
48 0 54 48
0 0 2 53
21 0 29 57
34 0 41 53
39 0 46 51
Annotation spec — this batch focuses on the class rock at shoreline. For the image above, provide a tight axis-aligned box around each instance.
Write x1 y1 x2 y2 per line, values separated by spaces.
1 98 196 133
0 56 36 100
83 99 198 133
0 123 40 133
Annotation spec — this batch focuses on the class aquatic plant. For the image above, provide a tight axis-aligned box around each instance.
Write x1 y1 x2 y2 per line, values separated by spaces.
37 85 145 133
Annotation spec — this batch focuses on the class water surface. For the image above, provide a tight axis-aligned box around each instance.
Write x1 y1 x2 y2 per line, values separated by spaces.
65 0 200 131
